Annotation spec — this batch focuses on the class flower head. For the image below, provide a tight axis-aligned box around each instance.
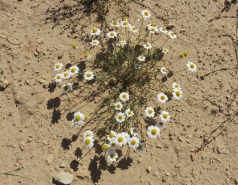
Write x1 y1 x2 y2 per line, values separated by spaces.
172 82 181 90
107 31 118 39
172 89 183 100
130 25 138 33
69 65 79 76
115 133 128 146
115 112 126 123
137 55 146 62
162 48 169 54
128 137 140 149
72 111 85 127
125 108 134 118
143 42 152 50
141 10 151 20
114 102 123 111
157 93 168 104
130 127 139 136
120 40 127 47
135 142 145 153
54 62 63 71
147 125 161 139
72 43 78 49
90 27 101 36
145 106 155 118
110 21 120 27
160 67 167 75
119 92 129 102
156 119 166 129
102 144 110 152
55 73 64 83
62 71 71 80
61 83 72 94
84 53 91 61
168 31 177 39
147 26 158 34
107 131 117 141
84 71 94 81
90 40 100 46
186 62 197 72
84 137 94 148
120 21 131 28
107 150 118 163
83 130 94 140
159 111 170 122
159 27 168 34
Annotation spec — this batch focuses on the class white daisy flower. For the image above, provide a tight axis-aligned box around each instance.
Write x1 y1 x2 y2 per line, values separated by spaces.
72 111 85 127
83 130 94 140
137 55 146 62
120 40 127 47
137 17 144 22
69 65 79 76
148 26 158 34
145 106 155 118
115 112 126 123
148 23 157 27
55 73 64 83
61 83 72 94
125 108 134 118
134 64 142 70
156 119 166 129
84 53 91 61
90 40 100 46
62 71 71 80
147 125 161 139
109 140 118 150
130 25 138 33
107 31 118 39
172 89 183 100
143 42 152 50
128 137 140 149
168 31 177 39
90 27 101 36
115 133 128 146
135 142 145 153
84 71 94 81
157 93 168 104
84 137 94 148
159 111 170 122
102 144 110 152
160 67 167 75
114 102 123 111
121 132 130 140
159 27 168 34
172 82 181 90
141 10 151 20
186 61 197 72
107 131 117 141
130 127 139 136
110 20 120 27
54 62 63 71
120 21 131 28
119 92 129 102
107 150 118 163
162 48 169 54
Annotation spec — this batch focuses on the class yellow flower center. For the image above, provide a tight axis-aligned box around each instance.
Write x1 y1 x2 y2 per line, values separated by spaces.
118 137 123 142
176 91 180 96
146 43 150 47
140 17 143 21
162 28 165 31
116 104 121 108
148 110 153 114
144 12 148 16
190 64 195 68
151 28 155 31
84 114 88 120
122 17 127 21
161 96 165 100
122 94 127 99
168 89 173 95
102 145 108 150
111 142 115 147
110 154 115 158
180 53 184 58
57 75 61 79
151 129 157 135
163 69 167 72
86 133 90 137
64 73 68 77
184 52 188 56
133 129 137 134
163 114 168 119
151 23 156 26
85 139 90 145
123 22 128 25
132 43 136 48
71 68 76 72
131 140 136 145
93 41 97 45
72 44 77 49
114 21 118 25
56 64 60 68
75 115 81 121
118 115 123 120
64 86 68 90
110 32 114 36
86 73 91 77
175 84 179 88
132 27 136 30
171 32 175 36
92 28 97 33
128 111 132 115
84 53 89 58
109 133 114 138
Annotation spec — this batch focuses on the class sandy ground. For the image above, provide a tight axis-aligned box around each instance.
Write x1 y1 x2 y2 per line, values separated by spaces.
0 0 238 184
